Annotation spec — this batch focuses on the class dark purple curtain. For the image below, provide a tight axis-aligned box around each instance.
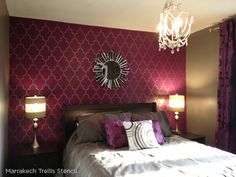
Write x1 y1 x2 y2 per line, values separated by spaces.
216 18 236 153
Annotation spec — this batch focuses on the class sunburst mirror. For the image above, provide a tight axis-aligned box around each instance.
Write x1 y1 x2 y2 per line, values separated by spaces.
93 51 129 89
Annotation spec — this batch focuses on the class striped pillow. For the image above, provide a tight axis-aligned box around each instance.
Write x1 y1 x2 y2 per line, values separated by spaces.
123 120 160 151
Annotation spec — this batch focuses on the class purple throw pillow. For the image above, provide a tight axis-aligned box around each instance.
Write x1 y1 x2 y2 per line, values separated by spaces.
104 119 128 148
152 120 165 145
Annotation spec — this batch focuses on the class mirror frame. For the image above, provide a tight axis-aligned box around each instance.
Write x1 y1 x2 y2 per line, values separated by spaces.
93 51 130 89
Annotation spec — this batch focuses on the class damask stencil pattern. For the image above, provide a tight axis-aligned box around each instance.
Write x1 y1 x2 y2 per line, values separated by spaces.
9 17 186 148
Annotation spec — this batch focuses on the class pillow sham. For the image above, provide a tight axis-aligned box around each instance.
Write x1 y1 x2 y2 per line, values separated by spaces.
158 111 172 137
104 119 128 148
75 113 105 144
131 112 171 137
74 112 131 144
123 120 160 151
131 112 156 121
103 112 131 121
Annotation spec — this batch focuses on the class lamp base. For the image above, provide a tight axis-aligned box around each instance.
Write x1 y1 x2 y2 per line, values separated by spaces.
32 133 39 149
174 112 181 134
32 118 40 149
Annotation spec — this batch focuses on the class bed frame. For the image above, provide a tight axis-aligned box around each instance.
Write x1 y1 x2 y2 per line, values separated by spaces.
63 102 157 143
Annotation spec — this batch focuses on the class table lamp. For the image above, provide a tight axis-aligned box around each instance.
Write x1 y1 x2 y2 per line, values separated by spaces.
25 96 46 149
169 94 185 133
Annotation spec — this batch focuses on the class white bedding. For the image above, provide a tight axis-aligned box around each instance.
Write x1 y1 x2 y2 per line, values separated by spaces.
63 135 236 177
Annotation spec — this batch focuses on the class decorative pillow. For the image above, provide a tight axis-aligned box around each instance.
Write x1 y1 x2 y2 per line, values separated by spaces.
104 119 128 148
131 112 172 137
152 120 165 144
123 120 160 150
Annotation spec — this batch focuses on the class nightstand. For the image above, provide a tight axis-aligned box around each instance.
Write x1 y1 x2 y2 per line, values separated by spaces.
180 132 206 144
8 143 62 177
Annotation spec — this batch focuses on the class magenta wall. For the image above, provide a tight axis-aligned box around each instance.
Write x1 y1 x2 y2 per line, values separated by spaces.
9 17 186 148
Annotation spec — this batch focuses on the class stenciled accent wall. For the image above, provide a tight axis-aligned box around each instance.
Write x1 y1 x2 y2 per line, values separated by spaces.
9 17 186 148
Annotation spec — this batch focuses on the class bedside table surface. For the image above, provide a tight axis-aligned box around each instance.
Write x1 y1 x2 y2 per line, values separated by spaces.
9 142 63 176
181 132 205 140
14 143 61 156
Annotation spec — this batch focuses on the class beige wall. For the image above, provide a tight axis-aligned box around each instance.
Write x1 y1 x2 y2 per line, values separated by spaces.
0 0 9 175
186 28 219 146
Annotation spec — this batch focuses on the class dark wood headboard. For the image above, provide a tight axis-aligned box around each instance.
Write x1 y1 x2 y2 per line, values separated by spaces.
63 102 157 143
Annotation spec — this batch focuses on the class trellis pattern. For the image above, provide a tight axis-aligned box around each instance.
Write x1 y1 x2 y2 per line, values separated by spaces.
9 17 186 148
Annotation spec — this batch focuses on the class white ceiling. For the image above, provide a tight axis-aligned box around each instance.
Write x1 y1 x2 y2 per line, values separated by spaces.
6 0 236 33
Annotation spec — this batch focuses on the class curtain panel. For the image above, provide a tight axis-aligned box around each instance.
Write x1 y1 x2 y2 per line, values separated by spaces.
216 18 236 153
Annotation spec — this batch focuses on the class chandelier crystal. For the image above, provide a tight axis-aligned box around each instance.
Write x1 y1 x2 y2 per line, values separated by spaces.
157 0 193 54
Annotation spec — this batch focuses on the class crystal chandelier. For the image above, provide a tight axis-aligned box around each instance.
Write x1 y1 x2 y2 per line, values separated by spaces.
157 0 193 54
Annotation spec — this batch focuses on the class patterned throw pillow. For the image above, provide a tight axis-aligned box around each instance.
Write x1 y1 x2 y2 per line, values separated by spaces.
104 119 128 148
123 120 160 150
152 120 165 144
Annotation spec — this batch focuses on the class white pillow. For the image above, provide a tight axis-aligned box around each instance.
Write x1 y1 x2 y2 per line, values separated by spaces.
123 120 160 151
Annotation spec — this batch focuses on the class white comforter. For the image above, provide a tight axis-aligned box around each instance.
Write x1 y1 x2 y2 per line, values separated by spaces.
63 135 236 177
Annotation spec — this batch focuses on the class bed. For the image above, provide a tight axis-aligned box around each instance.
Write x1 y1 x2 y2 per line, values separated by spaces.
62 103 236 177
